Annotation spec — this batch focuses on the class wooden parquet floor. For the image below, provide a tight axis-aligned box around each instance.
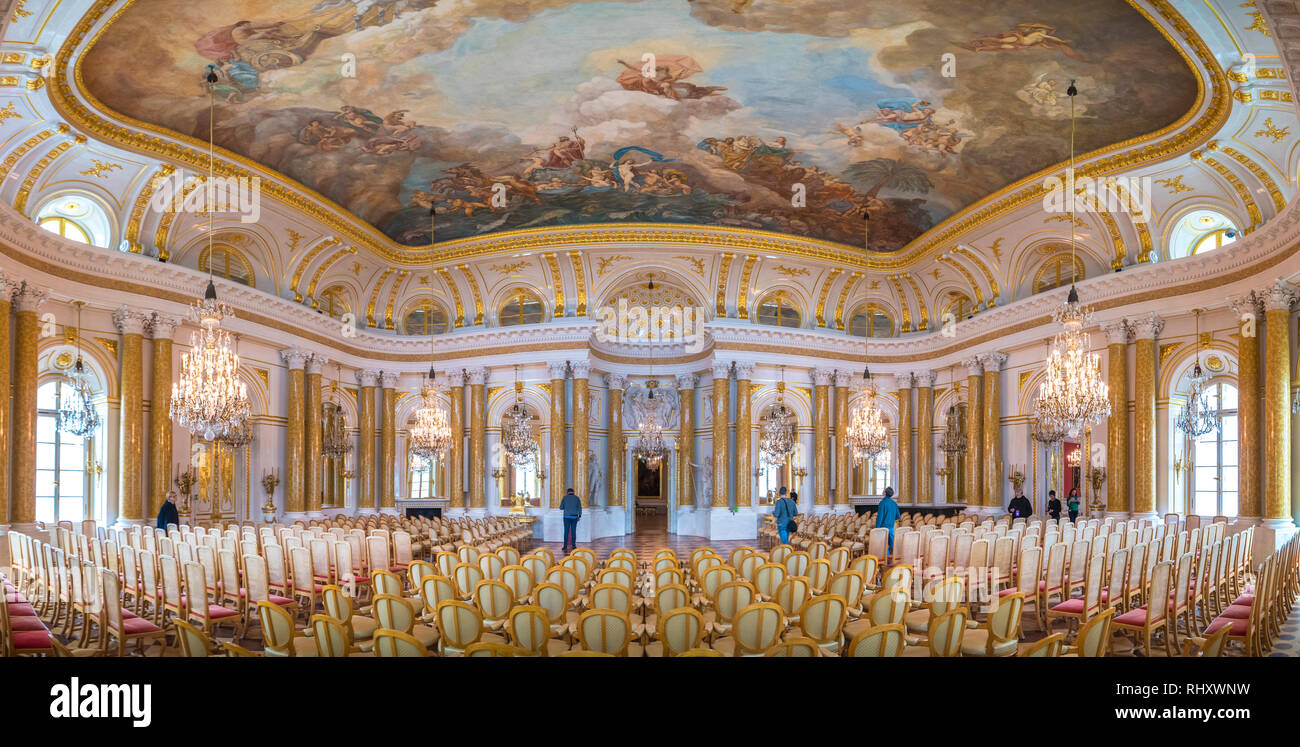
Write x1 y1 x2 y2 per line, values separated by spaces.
534 513 752 557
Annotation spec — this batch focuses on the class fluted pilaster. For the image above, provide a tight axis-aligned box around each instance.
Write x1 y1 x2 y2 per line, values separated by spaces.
1230 295 1261 519
548 361 568 508
895 372 914 503
981 352 1006 507
1130 314 1163 518
0 274 14 527
962 356 984 505
606 373 627 507
115 307 151 522
356 370 378 510
305 355 327 515
916 371 935 505
1103 320 1131 514
148 314 181 518
380 371 399 509
281 349 309 514
1261 282 1296 526
10 282 44 527
711 362 731 507
834 371 852 504
468 368 488 509
812 368 833 506
571 362 590 507
677 373 698 507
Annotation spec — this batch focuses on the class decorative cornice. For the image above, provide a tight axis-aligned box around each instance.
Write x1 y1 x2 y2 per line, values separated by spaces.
1259 279 1298 312
1228 292 1261 318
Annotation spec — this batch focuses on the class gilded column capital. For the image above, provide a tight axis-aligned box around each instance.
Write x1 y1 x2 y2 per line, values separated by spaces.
895 372 915 389
112 306 150 336
833 371 853 388
306 354 328 375
280 349 310 370
1259 279 1298 312
1228 292 1262 318
675 372 699 390
980 351 1008 371
812 367 835 386
379 371 400 389
1102 319 1131 345
444 369 466 388
605 372 627 390
547 361 570 380
710 361 732 380
733 361 755 380
10 280 46 313
1129 313 1164 341
569 360 591 380
961 356 983 375
148 313 182 340
467 367 489 386
356 369 380 388
914 371 936 388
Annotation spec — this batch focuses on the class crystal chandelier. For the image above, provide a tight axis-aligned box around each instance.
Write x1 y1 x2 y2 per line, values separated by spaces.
57 301 101 437
1175 309 1219 438
759 366 796 465
170 72 251 442
936 366 966 457
215 416 253 449
846 218 890 463
1066 447 1082 469
407 207 454 464
501 366 538 467
632 279 670 469
1030 406 1068 446
322 363 352 459
1034 80 1111 438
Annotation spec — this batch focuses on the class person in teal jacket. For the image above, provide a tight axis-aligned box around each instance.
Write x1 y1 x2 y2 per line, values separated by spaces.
772 487 798 545
875 486 900 554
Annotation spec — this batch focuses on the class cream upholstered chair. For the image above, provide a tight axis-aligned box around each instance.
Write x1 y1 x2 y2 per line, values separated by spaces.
773 576 811 628
900 607 968 657
545 566 583 607
373 593 440 649
1112 560 1173 657
322 584 378 647
1166 552 1195 651
588 583 643 631
534 582 579 639
846 623 906 657
478 552 505 581
1045 551 1105 637
962 592 1024 656
374 628 432 657
1019 631 1065 657
453 563 486 601
473 579 516 632
311 614 373 657
752 563 786 601
173 619 215 657
783 551 811 579
636 606 705 657
905 575 964 635
828 571 865 618
435 599 507 656
842 587 909 642
765 637 821 657
436 551 459 579
184 561 243 639
101 569 166 656
419 574 459 619
258 601 316 657
1037 542 1067 628
1062 607 1115 657
793 594 849 655
501 565 535 604
574 609 634 656
851 554 879 591
507 605 571 656
710 602 784 656
641 584 690 640
1181 621 1232 657
465 642 529 656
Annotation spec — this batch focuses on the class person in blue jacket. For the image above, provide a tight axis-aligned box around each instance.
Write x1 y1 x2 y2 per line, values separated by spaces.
156 491 179 530
772 487 798 546
559 488 582 554
875 486 900 554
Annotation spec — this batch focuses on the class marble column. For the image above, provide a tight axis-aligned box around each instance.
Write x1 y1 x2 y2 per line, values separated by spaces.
606 373 626 507
916 371 935 505
10 283 44 530
1261 283 1296 530
115 307 151 525
571 362 590 507
147 314 180 519
735 363 754 508
469 368 488 511
981 352 1007 510
0 276 13 529
380 371 399 511
676 373 698 507
356 370 378 511
1130 314 1163 520
962 356 984 506
895 373 914 504
1103 320 1131 516
548 361 569 508
711 362 731 508
812 368 833 507
1230 294 1262 521
281 350 308 516
304 355 326 517
834 371 852 507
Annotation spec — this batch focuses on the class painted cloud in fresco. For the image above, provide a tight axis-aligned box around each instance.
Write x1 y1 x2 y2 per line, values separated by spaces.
83 0 1197 251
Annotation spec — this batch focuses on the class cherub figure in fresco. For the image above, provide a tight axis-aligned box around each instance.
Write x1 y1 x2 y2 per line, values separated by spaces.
382 109 417 135
360 133 422 155
861 101 935 128
578 166 615 189
616 158 652 192
334 105 385 134
437 196 490 217
520 129 586 178
298 119 357 151
204 61 260 102
957 23 1083 60
828 123 865 148
615 56 726 101
195 20 292 63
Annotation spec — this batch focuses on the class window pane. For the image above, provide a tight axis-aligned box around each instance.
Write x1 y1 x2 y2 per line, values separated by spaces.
37 415 57 443
1220 441 1237 467
1195 439 1217 465
1218 384 1237 410
1221 465 1238 493
1219 416 1237 442
1220 492 1238 518
61 442 84 469
1194 466 1218 493
37 442 56 470
37 383 59 410
58 495 84 522
1194 492 1217 515
36 496 55 524
36 470 56 498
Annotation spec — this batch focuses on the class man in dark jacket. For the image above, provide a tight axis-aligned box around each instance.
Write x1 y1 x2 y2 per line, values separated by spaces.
560 488 582 553
1008 489 1033 519
156 490 179 529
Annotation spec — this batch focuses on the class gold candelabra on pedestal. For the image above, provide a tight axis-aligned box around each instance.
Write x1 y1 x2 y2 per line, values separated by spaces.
260 469 280 521
174 468 196 516
1087 466 1107 514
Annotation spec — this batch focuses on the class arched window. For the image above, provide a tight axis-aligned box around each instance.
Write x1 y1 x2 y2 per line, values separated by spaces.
35 196 112 249
498 289 545 327
318 286 351 321
756 292 801 328
402 301 450 335
1183 381 1238 517
1032 254 1084 295
36 380 92 523
408 451 439 500
847 305 893 338
1169 210 1239 259
939 292 974 322
199 245 255 287
851 448 891 496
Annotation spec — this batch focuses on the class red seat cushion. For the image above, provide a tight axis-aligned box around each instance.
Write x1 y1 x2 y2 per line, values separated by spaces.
6 592 28 604
6 602 36 616
1219 604 1251 620
122 609 139 620
997 588 1022 598
1050 599 1085 614
1204 616 1249 636
9 615 47 631
121 617 163 635
13 629 53 650
268 595 296 606
1231 594 1254 606
205 605 240 620
1113 608 1155 626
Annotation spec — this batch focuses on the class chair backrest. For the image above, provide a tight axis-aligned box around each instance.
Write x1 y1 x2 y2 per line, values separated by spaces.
1073 607 1115 657
867 528 889 559
453 563 485 598
1144 561 1172 622
806 558 832 593
588 583 634 615
700 565 736 601
727 603 785 656
987 593 1024 647
506 605 553 655
501 565 534 601
752 563 786 598
420 575 458 614
373 629 429 657
435 600 487 653
925 607 969 656
173 619 213 657
797 594 848 644
880 564 913 595
373 594 418 634
850 554 878 585
372 569 403 598
575 609 632 656
654 584 691 616
310 614 353 657
847 623 906 657
1044 542 1066 590
826 547 850 575
867 588 909 626
827 571 864 609
1020 631 1065 657
773 577 810 618
655 567 684 589
598 567 635 591
478 552 505 580
545 566 580 601
533 583 571 625
657 607 705 656
713 581 756 625
769 545 792 564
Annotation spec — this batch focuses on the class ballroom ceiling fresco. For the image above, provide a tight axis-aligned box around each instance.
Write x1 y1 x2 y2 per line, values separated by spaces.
81 0 1199 252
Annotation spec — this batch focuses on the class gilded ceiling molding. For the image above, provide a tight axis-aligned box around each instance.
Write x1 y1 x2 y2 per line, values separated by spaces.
832 271 862 330
14 136 78 215
364 267 394 328
1196 152 1264 228
1217 145 1286 213
289 236 341 303
899 273 931 329
1088 206 1127 270
122 164 173 254
435 266 464 328
43 0 1227 271
1101 179 1154 263
735 255 758 320
305 244 357 306
715 252 734 317
543 252 564 318
151 175 202 261
950 246 1000 305
813 268 842 328
0 124 63 178
937 253 986 308
885 274 912 332
382 269 410 330
567 250 586 316
458 264 484 326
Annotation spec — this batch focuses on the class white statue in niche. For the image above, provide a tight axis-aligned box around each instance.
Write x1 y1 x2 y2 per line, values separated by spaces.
688 459 713 504
624 381 679 430
587 449 603 505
